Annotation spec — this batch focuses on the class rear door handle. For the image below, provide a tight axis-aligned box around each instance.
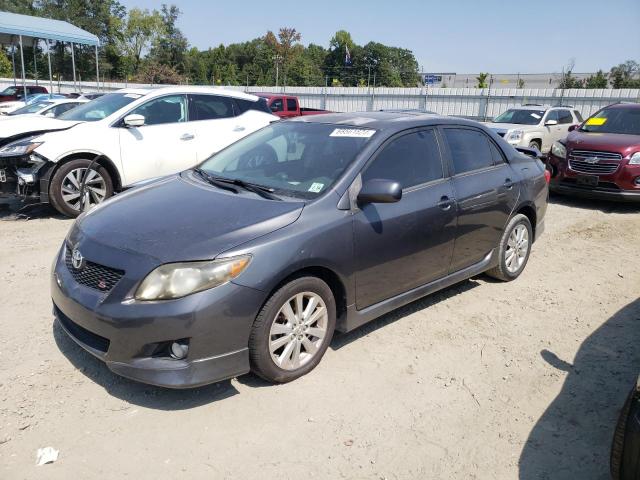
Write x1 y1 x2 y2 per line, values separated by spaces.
437 195 453 211
233 126 246 132
180 133 195 141
503 178 514 189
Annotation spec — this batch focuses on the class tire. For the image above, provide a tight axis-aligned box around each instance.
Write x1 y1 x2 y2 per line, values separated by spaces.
611 385 640 480
528 140 541 151
249 276 336 383
49 159 113 218
486 213 532 282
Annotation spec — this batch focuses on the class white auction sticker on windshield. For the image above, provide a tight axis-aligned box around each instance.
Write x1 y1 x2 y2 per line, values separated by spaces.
308 182 324 193
330 128 376 138
124 93 142 99
530 113 541 119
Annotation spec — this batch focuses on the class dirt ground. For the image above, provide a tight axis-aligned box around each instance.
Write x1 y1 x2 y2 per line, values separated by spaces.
1 195 639 480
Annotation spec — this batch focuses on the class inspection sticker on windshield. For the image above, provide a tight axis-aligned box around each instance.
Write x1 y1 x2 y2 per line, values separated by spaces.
330 128 376 138
586 117 607 126
530 113 541 119
308 182 324 193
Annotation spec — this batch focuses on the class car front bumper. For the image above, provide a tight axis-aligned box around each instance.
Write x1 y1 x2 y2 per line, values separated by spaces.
51 244 266 388
549 182 640 202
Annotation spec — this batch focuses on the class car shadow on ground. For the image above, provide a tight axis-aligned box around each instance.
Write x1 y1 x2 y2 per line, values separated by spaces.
331 278 481 350
519 298 640 479
52 320 241 410
549 192 640 215
0 198 65 221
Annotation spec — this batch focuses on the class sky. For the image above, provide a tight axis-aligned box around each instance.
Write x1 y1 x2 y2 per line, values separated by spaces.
120 0 640 74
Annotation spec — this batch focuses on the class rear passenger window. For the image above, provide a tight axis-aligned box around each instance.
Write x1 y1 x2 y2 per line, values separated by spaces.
489 140 505 164
558 110 573 124
189 94 235 120
286 98 297 111
443 128 494 174
363 130 442 189
271 98 284 112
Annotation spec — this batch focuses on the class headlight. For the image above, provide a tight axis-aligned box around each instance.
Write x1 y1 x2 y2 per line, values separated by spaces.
551 141 566 159
630 152 640 165
507 130 524 142
135 255 251 301
0 140 43 157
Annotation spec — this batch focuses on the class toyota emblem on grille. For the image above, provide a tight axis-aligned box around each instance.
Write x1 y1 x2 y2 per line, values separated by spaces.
71 247 85 270
584 156 599 164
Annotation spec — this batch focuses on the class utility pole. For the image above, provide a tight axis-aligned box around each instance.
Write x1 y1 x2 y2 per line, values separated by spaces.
273 54 282 89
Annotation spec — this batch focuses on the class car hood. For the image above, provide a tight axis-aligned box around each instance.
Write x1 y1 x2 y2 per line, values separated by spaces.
0 116 80 143
566 130 640 155
486 122 538 132
73 173 304 264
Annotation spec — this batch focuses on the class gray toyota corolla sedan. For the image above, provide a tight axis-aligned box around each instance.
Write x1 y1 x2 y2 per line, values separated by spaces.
52 112 548 388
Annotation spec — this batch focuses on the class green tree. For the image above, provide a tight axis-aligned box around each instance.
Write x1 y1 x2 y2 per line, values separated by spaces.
119 8 164 76
0 50 13 77
149 4 188 74
476 72 489 88
609 61 640 88
584 70 608 89
517 78 525 88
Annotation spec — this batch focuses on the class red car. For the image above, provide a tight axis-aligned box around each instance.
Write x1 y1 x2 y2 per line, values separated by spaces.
254 94 330 118
0 85 48 102
547 103 640 202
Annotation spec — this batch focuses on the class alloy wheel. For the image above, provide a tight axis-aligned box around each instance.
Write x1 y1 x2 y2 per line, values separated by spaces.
269 292 328 370
61 167 107 211
505 224 529 273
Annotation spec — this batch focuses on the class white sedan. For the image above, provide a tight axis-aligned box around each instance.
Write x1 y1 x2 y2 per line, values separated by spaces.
7 98 88 118
0 86 278 217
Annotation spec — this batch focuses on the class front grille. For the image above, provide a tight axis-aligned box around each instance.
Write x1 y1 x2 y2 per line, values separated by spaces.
569 159 619 175
65 246 124 293
55 305 110 353
570 149 623 161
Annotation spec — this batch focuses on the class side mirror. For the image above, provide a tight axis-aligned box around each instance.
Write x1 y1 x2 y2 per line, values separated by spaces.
545 119 558 126
123 114 145 127
357 179 402 204
568 124 579 132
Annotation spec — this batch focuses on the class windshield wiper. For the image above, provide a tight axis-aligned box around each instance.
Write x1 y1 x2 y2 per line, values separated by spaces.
208 175 281 201
193 168 239 193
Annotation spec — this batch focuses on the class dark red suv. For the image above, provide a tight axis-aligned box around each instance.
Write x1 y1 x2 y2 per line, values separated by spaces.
547 103 640 202
0 85 48 102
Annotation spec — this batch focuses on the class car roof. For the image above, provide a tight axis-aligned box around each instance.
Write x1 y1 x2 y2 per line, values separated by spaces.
289 111 484 132
604 102 640 110
111 86 262 102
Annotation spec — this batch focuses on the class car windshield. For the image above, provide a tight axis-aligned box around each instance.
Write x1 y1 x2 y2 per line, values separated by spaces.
10 101 53 115
580 107 640 135
493 109 545 125
199 122 376 199
58 92 142 122
0 87 17 95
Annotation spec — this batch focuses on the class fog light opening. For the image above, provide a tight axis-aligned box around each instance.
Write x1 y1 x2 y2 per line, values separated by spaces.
170 340 189 360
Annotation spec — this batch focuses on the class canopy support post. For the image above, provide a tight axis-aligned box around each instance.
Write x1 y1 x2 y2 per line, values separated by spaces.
18 35 26 100
33 39 38 86
11 42 16 86
47 40 53 97
70 42 77 92
94 45 100 92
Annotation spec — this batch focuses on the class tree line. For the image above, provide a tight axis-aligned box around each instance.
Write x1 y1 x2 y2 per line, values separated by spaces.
0 1 419 87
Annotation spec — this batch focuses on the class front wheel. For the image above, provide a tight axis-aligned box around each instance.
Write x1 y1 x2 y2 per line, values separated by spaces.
486 213 532 281
249 276 336 383
49 159 113 218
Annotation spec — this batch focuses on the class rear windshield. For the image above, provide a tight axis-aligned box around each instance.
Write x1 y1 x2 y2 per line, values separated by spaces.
199 122 376 199
59 92 142 122
10 101 53 115
580 107 640 135
493 109 545 125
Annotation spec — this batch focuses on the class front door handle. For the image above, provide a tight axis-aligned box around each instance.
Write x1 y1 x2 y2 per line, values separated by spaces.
503 179 514 189
180 133 195 141
233 126 246 132
437 195 453 211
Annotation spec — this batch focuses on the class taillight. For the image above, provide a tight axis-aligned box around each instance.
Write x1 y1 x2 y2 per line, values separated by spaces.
544 169 551 184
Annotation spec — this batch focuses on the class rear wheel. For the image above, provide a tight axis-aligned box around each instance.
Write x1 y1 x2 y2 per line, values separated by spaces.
249 276 336 383
486 213 532 281
49 159 113 218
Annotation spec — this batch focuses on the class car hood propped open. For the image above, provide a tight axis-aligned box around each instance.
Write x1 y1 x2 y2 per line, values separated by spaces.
74 173 304 264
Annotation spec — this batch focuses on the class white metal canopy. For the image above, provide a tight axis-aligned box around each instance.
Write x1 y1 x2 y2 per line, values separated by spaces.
0 11 100 97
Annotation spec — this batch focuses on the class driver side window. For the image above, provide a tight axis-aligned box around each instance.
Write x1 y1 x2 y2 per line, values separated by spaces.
129 95 187 126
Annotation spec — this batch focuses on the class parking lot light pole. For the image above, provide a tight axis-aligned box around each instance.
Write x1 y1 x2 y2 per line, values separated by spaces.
70 42 77 92
94 45 100 92
46 40 53 96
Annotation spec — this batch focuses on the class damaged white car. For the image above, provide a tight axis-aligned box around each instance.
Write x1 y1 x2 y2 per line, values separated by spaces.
0 86 277 217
